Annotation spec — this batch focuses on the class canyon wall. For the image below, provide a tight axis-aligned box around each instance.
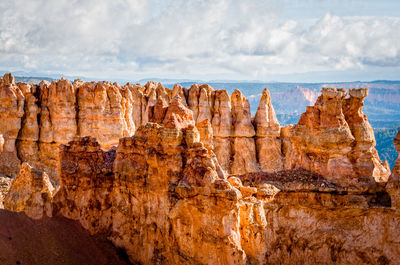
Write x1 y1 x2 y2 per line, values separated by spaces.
2 76 400 264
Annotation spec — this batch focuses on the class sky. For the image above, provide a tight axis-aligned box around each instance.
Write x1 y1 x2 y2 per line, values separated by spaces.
0 0 400 82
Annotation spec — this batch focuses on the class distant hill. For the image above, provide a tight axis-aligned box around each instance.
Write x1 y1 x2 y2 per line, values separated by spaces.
375 125 400 170
14 76 53 84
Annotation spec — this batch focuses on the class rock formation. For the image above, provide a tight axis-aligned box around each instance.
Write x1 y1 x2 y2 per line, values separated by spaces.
0 73 24 177
4 162 54 219
51 98 266 264
386 130 400 207
212 89 233 172
284 87 390 189
2 78 400 264
0 74 188 184
343 88 390 182
0 73 390 191
230 90 258 174
254 88 283 172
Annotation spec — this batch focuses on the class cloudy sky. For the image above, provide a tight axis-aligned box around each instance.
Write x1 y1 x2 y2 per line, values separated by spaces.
0 0 400 82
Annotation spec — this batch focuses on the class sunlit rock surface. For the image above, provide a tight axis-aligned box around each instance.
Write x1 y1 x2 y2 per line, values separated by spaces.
4 162 54 219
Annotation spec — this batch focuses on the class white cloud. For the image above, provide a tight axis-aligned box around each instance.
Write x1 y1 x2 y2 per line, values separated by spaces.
0 0 399 80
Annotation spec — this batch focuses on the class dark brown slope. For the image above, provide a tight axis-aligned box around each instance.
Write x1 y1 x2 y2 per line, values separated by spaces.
0 210 131 265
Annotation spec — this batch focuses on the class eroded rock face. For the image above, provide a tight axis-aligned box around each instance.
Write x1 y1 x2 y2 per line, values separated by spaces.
212 90 233 172
53 136 115 233
0 74 185 183
7 136 400 265
52 98 267 264
284 87 390 189
386 130 400 207
343 88 390 182
0 73 24 176
231 90 258 174
254 89 283 172
77 81 135 149
4 162 54 219
3 86 400 264
0 73 392 193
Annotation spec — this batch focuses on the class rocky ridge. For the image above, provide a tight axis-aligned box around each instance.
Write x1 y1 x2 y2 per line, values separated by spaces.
0 73 390 189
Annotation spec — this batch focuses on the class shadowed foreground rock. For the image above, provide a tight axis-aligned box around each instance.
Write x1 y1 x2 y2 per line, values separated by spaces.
0 209 130 265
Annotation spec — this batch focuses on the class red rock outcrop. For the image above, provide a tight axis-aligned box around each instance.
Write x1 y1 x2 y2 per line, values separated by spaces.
212 89 233 172
0 73 24 176
254 88 283 172
188 84 214 123
0 74 186 184
53 136 115 233
343 88 390 182
231 90 259 174
386 130 400 207
77 81 135 149
16 82 40 172
284 87 390 189
4 162 54 219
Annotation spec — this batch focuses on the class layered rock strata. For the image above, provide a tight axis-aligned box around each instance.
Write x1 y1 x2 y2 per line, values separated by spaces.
235 170 399 265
